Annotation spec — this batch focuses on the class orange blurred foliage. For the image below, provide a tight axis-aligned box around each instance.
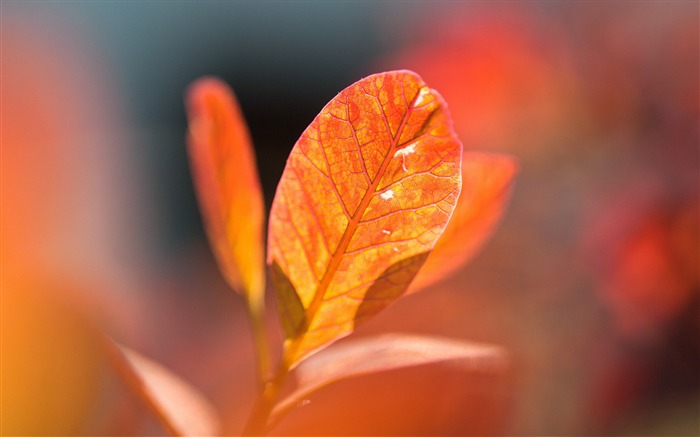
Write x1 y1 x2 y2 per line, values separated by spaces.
186 77 266 301
381 7 578 154
1 14 218 435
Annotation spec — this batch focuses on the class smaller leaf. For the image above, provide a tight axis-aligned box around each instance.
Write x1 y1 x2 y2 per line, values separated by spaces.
108 343 220 437
410 152 518 291
186 77 265 300
269 333 507 426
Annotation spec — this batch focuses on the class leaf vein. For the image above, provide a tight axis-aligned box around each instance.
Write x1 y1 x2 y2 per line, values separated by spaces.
343 97 371 185
290 163 332 258
286 83 424 361
283 184 321 284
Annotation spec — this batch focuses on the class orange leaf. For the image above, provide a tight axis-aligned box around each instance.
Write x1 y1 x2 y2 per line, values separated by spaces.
186 77 265 299
268 70 463 366
410 151 518 292
269 333 507 429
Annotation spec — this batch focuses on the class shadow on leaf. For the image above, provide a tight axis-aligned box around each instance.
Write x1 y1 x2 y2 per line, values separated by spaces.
354 251 431 326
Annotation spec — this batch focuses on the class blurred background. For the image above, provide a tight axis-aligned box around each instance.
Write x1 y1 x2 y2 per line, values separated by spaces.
2 1 698 435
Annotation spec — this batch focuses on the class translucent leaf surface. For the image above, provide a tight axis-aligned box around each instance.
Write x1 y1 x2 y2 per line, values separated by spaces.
410 151 518 291
268 70 462 366
186 77 265 299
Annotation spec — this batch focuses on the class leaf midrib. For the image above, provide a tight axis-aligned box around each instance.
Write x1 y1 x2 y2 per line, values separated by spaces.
284 86 424 364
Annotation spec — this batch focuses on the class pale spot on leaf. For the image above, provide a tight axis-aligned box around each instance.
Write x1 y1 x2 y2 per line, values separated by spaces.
414 87 430 107
394 143 417 172
380 190 395 200
394 143 417 158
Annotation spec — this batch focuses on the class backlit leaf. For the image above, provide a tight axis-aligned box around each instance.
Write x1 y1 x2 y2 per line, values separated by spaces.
268 70 462 366
269 333 508 428
410 151 518 292
186 77 265 300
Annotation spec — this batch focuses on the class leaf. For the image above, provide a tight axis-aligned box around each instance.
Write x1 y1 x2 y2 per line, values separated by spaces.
409 151 518 292
269 333 508 428
268 70 463 366
107 342 220 437
186 77 265 300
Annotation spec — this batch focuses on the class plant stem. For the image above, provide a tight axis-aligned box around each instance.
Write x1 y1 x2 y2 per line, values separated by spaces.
245 290 271 390
241 354 291 435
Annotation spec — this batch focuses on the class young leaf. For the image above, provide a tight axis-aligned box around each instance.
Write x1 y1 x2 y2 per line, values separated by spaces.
410 151 518 292
107 342 220 437
268 70 463 366
269 333 508 428
185 77 265 300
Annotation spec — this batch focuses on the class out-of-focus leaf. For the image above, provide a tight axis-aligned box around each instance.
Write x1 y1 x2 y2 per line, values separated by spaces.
1 276 109 435
268 70 463 366
269 333 508 426
108 343 220 437
410 152 518 292
186 77 265 300
382 10 575 154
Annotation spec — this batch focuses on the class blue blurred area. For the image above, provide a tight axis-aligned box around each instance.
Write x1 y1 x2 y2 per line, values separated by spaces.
7 1 438 255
